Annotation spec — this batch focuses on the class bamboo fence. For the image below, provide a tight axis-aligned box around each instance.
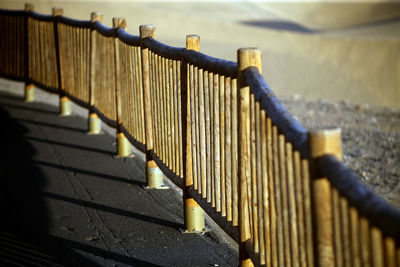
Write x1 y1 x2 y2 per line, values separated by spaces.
0 4 399 266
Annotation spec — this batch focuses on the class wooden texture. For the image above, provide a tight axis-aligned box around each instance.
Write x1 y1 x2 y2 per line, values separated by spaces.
89 13 103 110
309 128 342 267
238 48 262 266
113 17 127 130
140 25 155 152
185 34 199 188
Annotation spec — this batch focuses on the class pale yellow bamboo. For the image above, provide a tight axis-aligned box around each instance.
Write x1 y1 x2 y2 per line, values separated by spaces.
371 227 384 267
189 63 197 189
209 71 215 208
173 59 179 176
149 52 157 154
260 111 271 267
224 77 232 221
204 70 212 203
161 55 167 162
273 126 285 267
170 59 176 173
359 217 371 267
177 61 183 177
294 151 307 267
231 78 239 227
154 53 161 156
138 46 145 144
301 159 314 267
309 128 343 267
332 188 343 267
214 73 221 212
350 207 361 267
384 237 396 267
165 57 172 168
219 75 226 217
286 142 300 267
199 68 207 199
255 101 265 265
79 27 84 98
250 93 258 252
279 134 291 267
195 67 202 194
340 197 352 267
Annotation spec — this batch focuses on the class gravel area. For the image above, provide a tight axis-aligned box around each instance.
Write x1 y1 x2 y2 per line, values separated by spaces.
282 96 400 209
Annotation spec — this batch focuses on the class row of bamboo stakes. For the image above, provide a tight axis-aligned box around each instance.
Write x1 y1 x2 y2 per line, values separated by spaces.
27 17 58 89
0 14 25 79
187 63 240 225
148 51 183 176
58 23 91 104
117 41 146 145
1 5 399 267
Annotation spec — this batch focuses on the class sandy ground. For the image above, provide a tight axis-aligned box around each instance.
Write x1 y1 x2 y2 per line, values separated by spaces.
1 0 400 108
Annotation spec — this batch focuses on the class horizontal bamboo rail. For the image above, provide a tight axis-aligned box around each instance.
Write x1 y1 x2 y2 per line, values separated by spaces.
0 4 399 266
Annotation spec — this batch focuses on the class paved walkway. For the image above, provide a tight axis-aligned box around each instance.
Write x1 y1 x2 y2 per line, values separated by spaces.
0 86 238 266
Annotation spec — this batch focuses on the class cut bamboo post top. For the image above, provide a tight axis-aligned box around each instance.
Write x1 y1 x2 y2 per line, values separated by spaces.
112 17 127 30
186 34 200 51
52 7 63 16
237 48 262 88
91 12 103 22
309 127 343 161
24 3 34 11
140 25 155 38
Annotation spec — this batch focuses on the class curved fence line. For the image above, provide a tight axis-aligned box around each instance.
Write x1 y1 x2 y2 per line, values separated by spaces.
0 5 399 267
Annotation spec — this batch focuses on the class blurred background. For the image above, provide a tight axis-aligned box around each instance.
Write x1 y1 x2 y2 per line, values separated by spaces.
1 0 400 108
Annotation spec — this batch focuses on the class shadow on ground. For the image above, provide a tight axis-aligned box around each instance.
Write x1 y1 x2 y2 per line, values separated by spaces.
0 105 100 266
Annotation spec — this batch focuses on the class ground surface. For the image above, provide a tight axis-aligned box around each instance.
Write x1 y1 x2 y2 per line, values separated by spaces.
0 90 238 266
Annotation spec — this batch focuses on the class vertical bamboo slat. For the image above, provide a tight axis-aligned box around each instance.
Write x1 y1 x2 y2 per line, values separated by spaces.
260 110 271 267
250 93 258 253
214 73 221 212
219 75 226 217
255 102 265 265
266 118 278 267
350 207 361 267
371 227 384 267
225 77 232 222
341 197 352 266
286 142 300 267
279 134 291 267
273 126 284 267
294 151 307 267
231 78 239 227
359 217 371 267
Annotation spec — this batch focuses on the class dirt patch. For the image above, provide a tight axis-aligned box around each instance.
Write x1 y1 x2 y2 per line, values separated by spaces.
282 96 400 208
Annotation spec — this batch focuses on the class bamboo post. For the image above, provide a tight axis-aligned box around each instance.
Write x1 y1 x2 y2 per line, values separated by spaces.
52 8 70 116
113 17 131 157
182 34 207 233
24 3 34 102
88 12 103 134
238 47 262 267
309 127 343 267
140 25 167 189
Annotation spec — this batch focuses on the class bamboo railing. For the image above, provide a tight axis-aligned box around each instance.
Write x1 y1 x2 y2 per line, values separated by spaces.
0 4 399 266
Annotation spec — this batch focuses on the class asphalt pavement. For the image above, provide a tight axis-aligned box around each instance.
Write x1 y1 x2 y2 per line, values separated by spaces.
0 86 238 266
